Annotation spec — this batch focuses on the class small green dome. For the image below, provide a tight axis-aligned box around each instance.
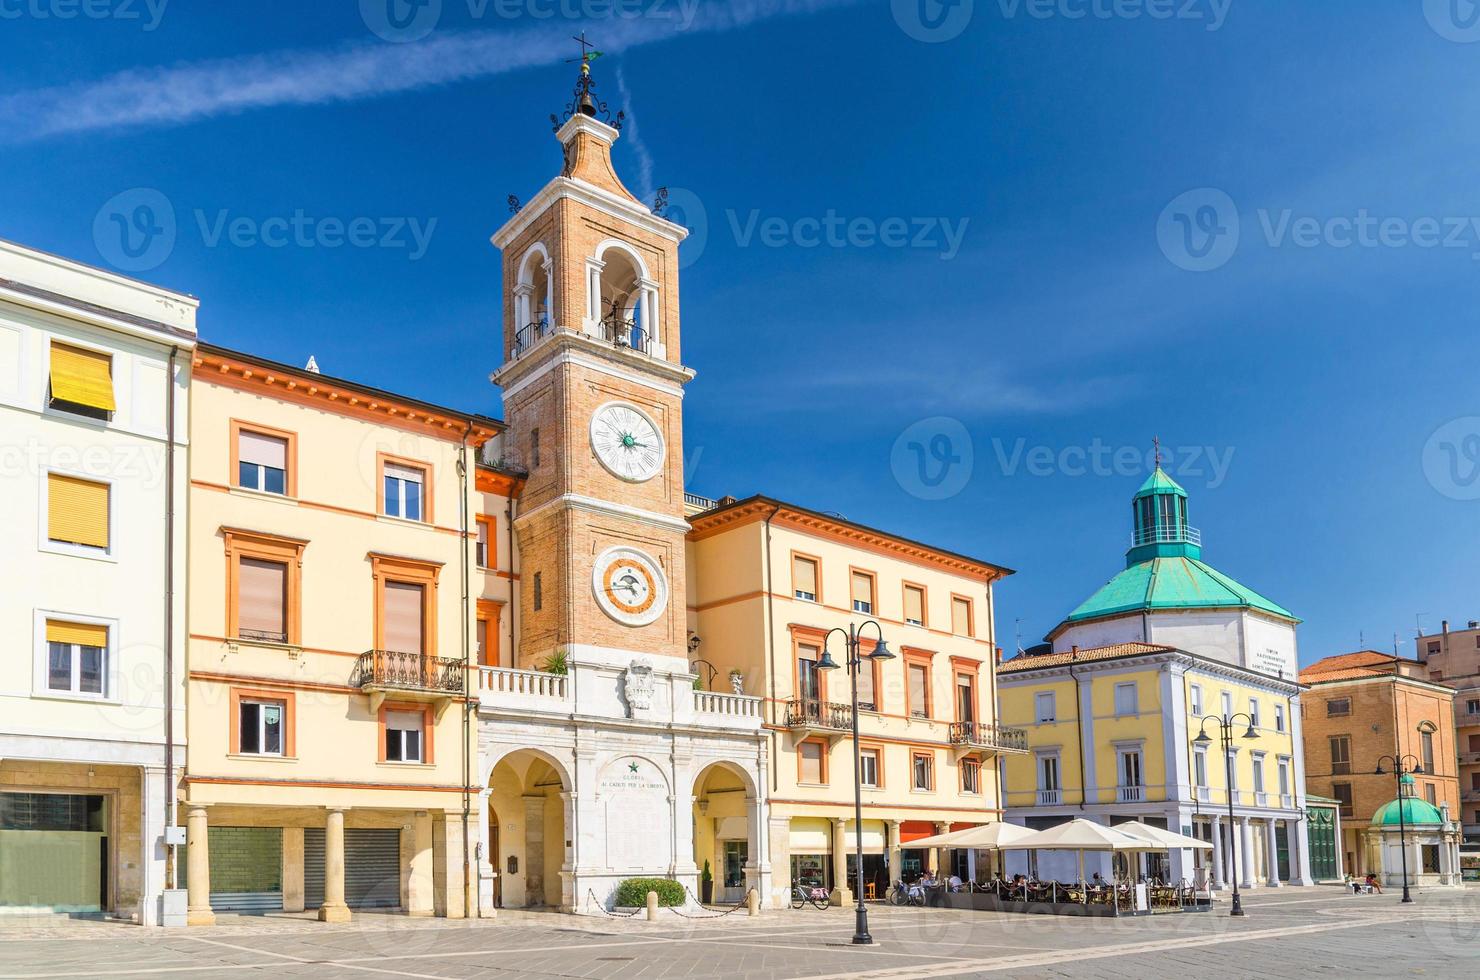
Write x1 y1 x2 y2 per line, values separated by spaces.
1134 466 1188 500
1373 776 1445 827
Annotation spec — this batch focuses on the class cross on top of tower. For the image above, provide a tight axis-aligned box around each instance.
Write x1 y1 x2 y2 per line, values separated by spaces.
569 32 599 70
550 33 624 133
1153 435 1162 469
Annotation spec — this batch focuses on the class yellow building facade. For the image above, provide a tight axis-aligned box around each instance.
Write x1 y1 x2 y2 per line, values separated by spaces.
687 496 1023 904
181 343 504 922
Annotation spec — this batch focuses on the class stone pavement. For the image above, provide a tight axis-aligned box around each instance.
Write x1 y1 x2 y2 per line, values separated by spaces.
0 887 1475 979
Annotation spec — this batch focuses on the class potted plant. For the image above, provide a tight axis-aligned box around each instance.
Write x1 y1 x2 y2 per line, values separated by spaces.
701 859 714 905
541 648 569 676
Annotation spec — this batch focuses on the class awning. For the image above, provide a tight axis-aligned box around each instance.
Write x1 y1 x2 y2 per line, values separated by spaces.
788 817 830 852
50 344 115 412
907 822 1038 850
899 820 936 843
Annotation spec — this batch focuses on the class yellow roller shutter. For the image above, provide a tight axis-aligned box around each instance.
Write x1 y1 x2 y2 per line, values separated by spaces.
48 474 110 549
46 620 108 648
49 343 116 413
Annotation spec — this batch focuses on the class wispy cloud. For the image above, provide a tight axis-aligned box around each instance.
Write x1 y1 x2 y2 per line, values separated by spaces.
614 64 656 204
0 0 864 142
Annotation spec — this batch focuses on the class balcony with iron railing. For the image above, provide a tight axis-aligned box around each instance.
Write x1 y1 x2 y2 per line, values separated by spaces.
783 697 854 734
511 319 552 359
353 649 464 701
948 721 1029 754
1131 523 1201 548
236 628 289 645
599 313 654 356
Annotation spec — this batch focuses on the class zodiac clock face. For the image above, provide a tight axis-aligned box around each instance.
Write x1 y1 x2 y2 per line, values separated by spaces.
590 401 665 483
592 546 668 627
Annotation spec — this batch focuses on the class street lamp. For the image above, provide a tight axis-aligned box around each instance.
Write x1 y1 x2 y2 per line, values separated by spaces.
1193 712 1260 917
1374 753 1423 904
817 621 894 946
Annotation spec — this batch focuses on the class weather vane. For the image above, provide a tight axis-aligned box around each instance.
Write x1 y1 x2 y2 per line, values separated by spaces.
1153 435 1162 469
550 32 624 132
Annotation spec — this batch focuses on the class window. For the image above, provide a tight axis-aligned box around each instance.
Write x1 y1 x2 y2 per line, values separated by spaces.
1248 697 1260 728
1332 782 1353 817
48 342 114 420
44 620 107 696
1251 753 1265 793
384 709 425 763
799 740 825 784
960 757 982 795
1421 730 1435 773
239 699 285 756
476 600 500 667
1193 746 1209 787
955 672 976 723
1117 749 1143 798
1329 735 1351 775
1470 734 1480 754
1189 683 1202 716
237 557 288 643
1114 682 1138 717
1431 671 1444 682
1467 699 1480 714
855 653 877 711
1427 640 1441 655
1424 782 1437 806
1221 691 1233 717
235 427 290 495
1039 754 1061 792
797 642 823 703
911 752 934 791
951 596 974 637
1326 698 1351 717
903 584 925 626
382 581 426 654
859 748 880 788
1274 703 1286 733
46 473 110 551
475 517 493 568
1278 757 1291 795
530 428 540 468
382 461 427 521
850 570 874 614
907 661 931 719
1035 691 1056 723
476 616 490 667
792 555 818 602
533 571 542 611
224 529 304 646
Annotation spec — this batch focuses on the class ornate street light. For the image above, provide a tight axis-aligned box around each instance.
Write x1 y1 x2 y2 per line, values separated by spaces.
1193 712 1260 917
818 621 893 945
1374 753 1423 904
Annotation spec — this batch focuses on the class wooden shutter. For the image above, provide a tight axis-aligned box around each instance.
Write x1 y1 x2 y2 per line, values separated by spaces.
49 343 116 412
799 741 823 783
385 709 423 733
908 663 928 717
47 474 109 548
851 571 873 607
46 620 107 648
383 581 425 654
793 556 816 596
239 431 287 469
238 558 287 637
951 597 972 635
904 586 924 624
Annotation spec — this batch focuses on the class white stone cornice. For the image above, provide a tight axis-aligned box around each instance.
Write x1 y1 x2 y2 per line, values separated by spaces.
491 176 688 250
513 492 691 535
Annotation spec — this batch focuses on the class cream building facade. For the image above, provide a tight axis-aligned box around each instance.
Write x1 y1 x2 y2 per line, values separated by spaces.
0 239 195 924
182 343 501 923
686 496 1022 906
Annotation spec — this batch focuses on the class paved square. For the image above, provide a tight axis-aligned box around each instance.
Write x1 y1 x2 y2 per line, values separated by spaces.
1 887 1475 979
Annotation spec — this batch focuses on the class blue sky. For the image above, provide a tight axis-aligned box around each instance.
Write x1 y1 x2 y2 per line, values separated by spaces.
5 0 1480 664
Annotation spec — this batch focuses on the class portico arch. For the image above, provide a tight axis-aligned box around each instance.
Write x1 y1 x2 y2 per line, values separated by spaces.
486 748 571 910
692 761 761 904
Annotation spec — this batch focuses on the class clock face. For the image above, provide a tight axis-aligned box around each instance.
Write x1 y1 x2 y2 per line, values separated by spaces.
590 401 665 483
592 546 668 627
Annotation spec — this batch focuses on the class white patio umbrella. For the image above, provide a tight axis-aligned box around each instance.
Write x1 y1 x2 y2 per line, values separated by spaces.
906 822 1037 850
1112 821 1213 851
1012 818 1148 889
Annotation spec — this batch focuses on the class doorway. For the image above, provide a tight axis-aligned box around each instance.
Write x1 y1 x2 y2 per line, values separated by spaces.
722 841 747 903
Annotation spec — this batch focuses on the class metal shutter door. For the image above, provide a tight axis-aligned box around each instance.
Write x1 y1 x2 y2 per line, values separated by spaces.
304 827 401 910
207 827 283 913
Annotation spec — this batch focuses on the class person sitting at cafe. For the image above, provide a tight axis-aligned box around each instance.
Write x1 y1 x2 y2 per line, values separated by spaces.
1364 873 1383 894
947 874 963 892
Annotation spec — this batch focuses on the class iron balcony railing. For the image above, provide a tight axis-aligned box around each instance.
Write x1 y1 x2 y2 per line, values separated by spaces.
1131 524 1202 548
237 628 288 644
784 697 853 731
354 649 464 694
948 721 1029 752
512 319 551 359
600 314 653 356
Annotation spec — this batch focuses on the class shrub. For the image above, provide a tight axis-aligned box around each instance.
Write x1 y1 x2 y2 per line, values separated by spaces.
615 877 684 907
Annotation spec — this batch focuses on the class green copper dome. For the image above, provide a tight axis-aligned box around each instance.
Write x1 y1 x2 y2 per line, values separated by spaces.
1134 467 1188 500
1373 775 1445 827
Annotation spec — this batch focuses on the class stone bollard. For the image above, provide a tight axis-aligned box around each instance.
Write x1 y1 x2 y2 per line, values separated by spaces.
747 888 760 916
646 890 659 921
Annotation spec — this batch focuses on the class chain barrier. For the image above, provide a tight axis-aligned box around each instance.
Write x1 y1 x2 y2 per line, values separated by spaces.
585 889 643 917
664 885 749 919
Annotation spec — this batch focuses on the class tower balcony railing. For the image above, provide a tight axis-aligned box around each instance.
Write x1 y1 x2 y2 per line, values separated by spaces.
1130 523 1202 548
948 721 1029 753
600 313 653 356
512 319 552 359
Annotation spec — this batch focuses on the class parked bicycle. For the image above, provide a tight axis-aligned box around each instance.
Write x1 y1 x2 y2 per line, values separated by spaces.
885 879 926 906
789 879 830 910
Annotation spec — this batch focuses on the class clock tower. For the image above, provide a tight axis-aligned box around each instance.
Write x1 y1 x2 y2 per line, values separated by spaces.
490 60 693 672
